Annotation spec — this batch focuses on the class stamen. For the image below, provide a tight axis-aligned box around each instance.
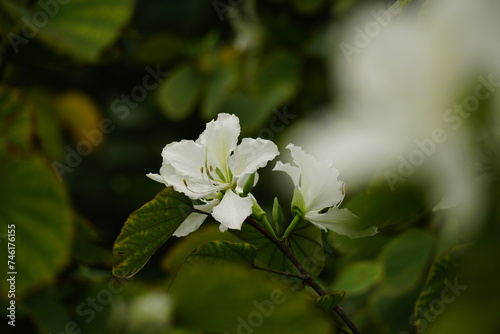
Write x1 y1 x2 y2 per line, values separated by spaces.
200 164 213 185
183 177 221 195
205 165 214 180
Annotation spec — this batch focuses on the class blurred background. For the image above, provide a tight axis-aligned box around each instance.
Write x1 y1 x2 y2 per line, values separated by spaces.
1 0 499 333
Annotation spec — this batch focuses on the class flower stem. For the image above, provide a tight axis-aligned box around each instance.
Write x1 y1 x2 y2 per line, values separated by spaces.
251 201 278 239
245 217 361 334
283 214 302 239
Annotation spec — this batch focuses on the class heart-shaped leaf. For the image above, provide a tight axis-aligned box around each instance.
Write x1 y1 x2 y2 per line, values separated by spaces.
186 240 257 266
112 187 192 278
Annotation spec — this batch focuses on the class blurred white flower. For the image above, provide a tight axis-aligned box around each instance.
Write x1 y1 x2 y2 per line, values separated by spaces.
274 144 377 238
147 113 279 236
292 0 498 237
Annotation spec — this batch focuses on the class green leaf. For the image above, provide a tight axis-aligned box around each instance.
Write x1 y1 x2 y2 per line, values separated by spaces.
333 261 383 295
157 64 202 120
232 218 326 277
379 229 435 295
314 291 346 312
38 0 134 62
112 187 192 278
186 240 257 266
0 85 32 155
171 263 331 334
0 155 73 298
413 244 469 333
161 224 238 273
1 0 135 62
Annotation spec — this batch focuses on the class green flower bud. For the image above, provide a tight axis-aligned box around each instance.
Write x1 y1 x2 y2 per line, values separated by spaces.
291 186 305 219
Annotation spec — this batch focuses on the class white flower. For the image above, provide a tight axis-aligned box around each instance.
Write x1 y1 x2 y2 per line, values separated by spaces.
274 144 377 238
147 113 279 237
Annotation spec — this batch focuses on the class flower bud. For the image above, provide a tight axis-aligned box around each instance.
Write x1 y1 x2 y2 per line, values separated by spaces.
291 186 305 219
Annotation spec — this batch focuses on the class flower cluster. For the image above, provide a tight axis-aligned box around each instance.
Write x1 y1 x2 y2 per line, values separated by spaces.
148 113 376 238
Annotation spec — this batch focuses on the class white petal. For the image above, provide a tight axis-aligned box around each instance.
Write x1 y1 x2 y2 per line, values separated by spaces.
273 161 300 186
161 141 219 198
211 189 253 230
305 208 378 238
229 138 279 177
173 213 209 237
158 164 215 199
162 140 206 181
172 199 219 237
146 172 167 185
197 113 240 174
287 144 344 212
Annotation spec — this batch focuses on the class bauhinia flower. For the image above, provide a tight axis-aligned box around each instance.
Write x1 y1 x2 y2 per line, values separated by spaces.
274 144 377 238
147 113 279 237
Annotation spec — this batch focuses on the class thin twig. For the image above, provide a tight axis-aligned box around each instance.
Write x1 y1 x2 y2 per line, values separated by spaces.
245 217 361 334
252 265 308 280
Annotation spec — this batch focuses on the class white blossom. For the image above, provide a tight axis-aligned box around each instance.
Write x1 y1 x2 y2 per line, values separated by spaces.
147 113 279 237
274 144 377 238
